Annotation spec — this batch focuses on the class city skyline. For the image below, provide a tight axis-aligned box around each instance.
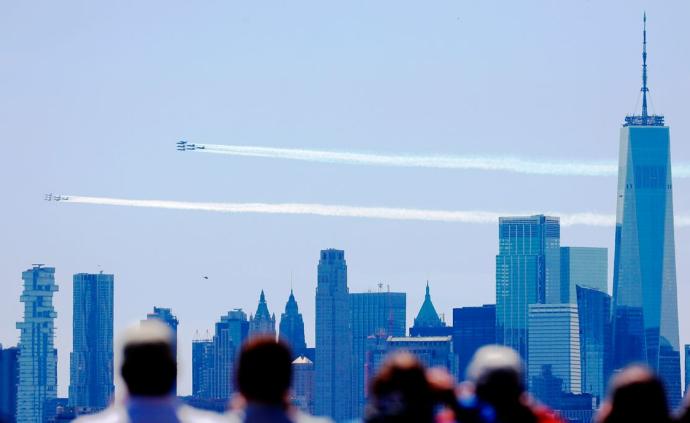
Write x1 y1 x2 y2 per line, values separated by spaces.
2 1 690 400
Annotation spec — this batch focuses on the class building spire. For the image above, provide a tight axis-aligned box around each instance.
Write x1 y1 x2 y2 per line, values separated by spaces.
641 12 648 119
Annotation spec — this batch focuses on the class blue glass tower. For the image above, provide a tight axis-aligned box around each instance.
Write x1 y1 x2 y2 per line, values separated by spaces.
16 265 58 423
279 289 307 358
211 309 248 400
192 338 214 399
350 290 406 415
452 304 496 379
612 14 681 408
69 272 114 411
685 345 689 397
0 345 19 423
576 286 611 403
496 215 560 360
145 307 179 395
315 249 352 420
560 247 607 302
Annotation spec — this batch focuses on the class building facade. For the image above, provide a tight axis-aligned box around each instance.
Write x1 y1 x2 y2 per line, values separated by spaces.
350 290 406 416
685 345 689 397
248 290 276 340
68 273 114 411
409 283 452 337
528 304 581 395
315 249 352 421
210 309 248 400
145 307 179 395
560 247 607 302
452 304 496 379
576 286 612 403
0 345 19 423
279 289 307 358
16 265 59 423
611 16 682 407
496 215 560 360
291 356 315 415
192 339 214 399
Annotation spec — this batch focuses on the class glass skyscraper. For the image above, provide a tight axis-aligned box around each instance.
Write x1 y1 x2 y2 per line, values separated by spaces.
576 285 611 403
611 15 681 408
69 272 114 411
279 289 307 358
145 307 179 395
496 215 560 360
452 304 496 379
192 338 214 399
560 247 607 302
0 345 19 423
315 249 352 421
350 290 406 415
528 304 581 395
16 265 58 423
685 344 689 397
210 309 248 400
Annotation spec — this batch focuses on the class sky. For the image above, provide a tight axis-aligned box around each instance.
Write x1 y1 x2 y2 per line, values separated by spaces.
1 1 689 397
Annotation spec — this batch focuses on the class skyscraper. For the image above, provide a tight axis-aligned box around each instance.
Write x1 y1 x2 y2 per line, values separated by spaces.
16 265 58 423
69 272 114 411
279 289 307 358
350 290 406 415
528 304 581 395
560 247 607 302
452 304 496 379
145 307 179 395
496 215 560 360
210 309 248 400
409 283 452 337
685 345 689 398
315 249 352 421
0 345 19 423
291 356 315 414
192 338 214 399
576 285 611 403
248 290 276 339
611 15 681 407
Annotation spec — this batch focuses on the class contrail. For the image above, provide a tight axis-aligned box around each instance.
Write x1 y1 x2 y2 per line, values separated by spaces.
56 195 690 227
191 143 690 178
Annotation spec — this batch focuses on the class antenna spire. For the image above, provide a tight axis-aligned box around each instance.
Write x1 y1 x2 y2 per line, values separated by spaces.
641 12 648 119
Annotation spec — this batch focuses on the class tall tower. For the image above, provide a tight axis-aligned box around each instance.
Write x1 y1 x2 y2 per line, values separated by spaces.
279 289 307 357
211 309 248 400
410 282 450 336
69 272 114 410
315 249 352 420
145 307 179 395
16 265 58 423
612 14 681 407
248 290 276 339
495 215 560 361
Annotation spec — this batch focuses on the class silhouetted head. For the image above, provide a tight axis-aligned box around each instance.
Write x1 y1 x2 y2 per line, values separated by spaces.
120 320 177 397
365 352 435 423
467 345 535 423
236 337 293 407
597 365 670 423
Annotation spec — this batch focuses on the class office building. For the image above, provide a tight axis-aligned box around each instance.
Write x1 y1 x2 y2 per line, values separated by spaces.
452 304 496 379
365 335 456 387
496 215 560 360
315 249 352 420
576 286 612 403
210 309 248 400
291 356 315 414
16 265 59 423
68 272 114 411
528 304 581 395
279 289 307 358
685 345 689 397
145 307 179 395
560 247 607 302
611 15 682 407
248 290 276 339
350 290 406 415
0 345 19 423
409 283 452 337
192 339 214 400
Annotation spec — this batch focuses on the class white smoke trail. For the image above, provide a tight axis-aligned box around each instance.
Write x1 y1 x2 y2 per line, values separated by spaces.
194 144 690 178
57 195 690 227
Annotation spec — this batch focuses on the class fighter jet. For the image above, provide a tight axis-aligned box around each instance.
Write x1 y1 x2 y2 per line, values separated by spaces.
177 140 187 151
45 194 69 202
176 140 205 151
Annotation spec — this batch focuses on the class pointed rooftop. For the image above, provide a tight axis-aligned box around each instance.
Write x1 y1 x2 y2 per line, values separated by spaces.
413 282 444 328
285 288 299 314
254 289 272 320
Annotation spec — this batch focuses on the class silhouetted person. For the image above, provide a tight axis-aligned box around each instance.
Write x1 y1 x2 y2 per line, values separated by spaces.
364 352 436 423
75 320 223 423
465 345 563 423
226 337 331 423
596 365 671 423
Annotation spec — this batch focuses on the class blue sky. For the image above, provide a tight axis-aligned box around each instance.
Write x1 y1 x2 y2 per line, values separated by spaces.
1 1 689 396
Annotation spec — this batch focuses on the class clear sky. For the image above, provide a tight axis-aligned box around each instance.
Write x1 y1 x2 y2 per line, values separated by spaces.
1 1 689 397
